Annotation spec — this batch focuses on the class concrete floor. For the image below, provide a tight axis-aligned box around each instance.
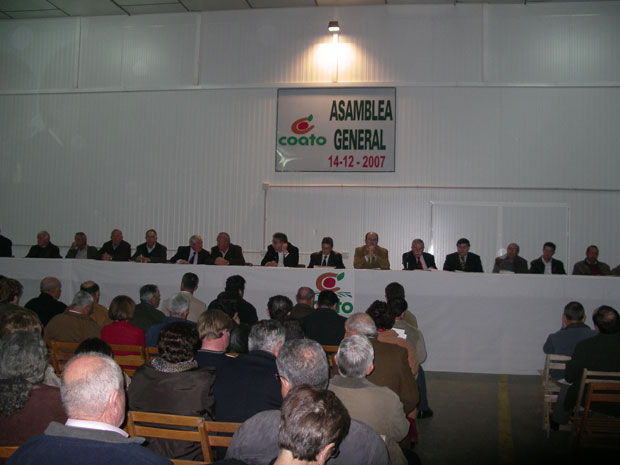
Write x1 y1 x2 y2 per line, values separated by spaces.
414 372 617 465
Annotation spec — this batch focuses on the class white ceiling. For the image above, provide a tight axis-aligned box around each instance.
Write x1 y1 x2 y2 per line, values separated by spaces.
0 0 612 20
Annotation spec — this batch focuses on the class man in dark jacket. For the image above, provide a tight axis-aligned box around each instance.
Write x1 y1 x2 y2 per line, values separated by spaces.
302 290 346 346
530 242 566 275
25 276 67 326
25 231 61 259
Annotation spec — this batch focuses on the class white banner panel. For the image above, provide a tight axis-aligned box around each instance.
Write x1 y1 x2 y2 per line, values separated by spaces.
276 88 396 172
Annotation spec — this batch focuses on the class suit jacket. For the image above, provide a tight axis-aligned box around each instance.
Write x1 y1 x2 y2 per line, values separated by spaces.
572 260 612 276
307 250 345 269
492 255 529 274
402 251 437 270
0 234 12 257
97 240 131 261
213 350 283 423
302 307 346 346
443 251 483 272
25 243 61 259
210 244 246 266
542 322 597 380
24 293 67 327
169 246 212 264
130 301 165 334
290 303 314 321
260 243 299 267
65 245 98 259
43 309 101 342
353 245 390 270
146 316 196 347
131 242 168 263
529 257 566 275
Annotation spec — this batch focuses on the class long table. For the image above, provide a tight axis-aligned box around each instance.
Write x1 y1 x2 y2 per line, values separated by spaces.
2 258 618 375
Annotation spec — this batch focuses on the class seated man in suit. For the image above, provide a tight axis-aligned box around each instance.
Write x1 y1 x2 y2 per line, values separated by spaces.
9 352 169 465
210 232 246 266
308 237 345 269
169 234 212 264
442 237 483 272
25 231 61 259
402 238 436 270
130 284 164 334
262 232 299 267
24 277 66 327
97 229 131 261
131 229 167 263
302 290 346 346
572 245 612 276
43 291 101 343
214 320 285 422
65 232 98 259
161 272 206 323
492 243 528 274
353 232 390 270
530 242 566 275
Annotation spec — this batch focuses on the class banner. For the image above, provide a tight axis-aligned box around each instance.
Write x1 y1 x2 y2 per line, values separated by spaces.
276 87 396 172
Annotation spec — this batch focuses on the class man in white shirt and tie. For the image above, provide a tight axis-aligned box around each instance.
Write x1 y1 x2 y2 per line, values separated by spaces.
308 237 345 269
169 234 213 264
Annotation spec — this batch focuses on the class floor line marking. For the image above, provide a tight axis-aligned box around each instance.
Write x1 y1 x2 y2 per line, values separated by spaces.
498 374 514 465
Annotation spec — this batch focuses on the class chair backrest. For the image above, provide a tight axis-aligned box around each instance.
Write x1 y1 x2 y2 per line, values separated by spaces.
0 446 18 459
109 344 146 357
203 421 242 448
45 339 79 376
577 381 620 445
543 353 571 378
574 369 620 414
126 411 212 464
113 354 146 377
146 346 159 360
322 345 338 368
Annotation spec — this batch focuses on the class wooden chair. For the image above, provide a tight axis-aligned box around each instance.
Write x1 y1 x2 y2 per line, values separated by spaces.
574 381 620 449
203 420 242 449
572 369 620 419
541 353 571 437
109 344 146 357
322 345 338 368
0 446 18 459
146 346 159 360
109 344 146 377
45 340 79 376
126 411 212 464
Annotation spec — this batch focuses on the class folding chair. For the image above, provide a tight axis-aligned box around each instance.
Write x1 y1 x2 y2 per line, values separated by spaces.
45 340 79 376
541 353 571 437
574 381 620 449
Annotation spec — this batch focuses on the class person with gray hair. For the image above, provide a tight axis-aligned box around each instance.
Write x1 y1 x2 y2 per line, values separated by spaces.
24 276 67 327
65 232 98 260
8 352 170 465
214 320 285 423
290 286 315 321
130 284 164 334
161 272 207 323
97 229 132 262
25 230 61 259
0 332 67 446
330 335 412 465
169 234 213 264
227 339 391 465
43 291 100 343
146 292 194 347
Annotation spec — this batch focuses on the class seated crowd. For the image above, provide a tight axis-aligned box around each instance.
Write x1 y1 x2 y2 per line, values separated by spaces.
1 272 435 465
3 228 620 275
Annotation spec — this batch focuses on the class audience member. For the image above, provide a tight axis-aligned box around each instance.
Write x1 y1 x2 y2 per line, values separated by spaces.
572 245 612 276
385 282 418 329
146 292 195 347
161 272 206 323
128 322 214 461
442 238 483 272
214 320 285 422
101 295 146 349
195 309 236 371
97 229 131 262
25 231 61 259
24 277 66 327
290 286 315 321
65 232 97 259
0 230 12 257
130 284 164 334
8 352 169 465
330 335 411 465
261 233 299 267
353 232 390 270
226 338 390 465
307 237 345 269
169 235 212 264
79 281 113 328
223 275 258 325
208 292 250 353
131 229 168 263
492 243 528 274
267 295 293 321
529 242 566 275
211 232 246 266
0 278 24 314
402 238 436 271
274 385 350 465
74 337 131 388
43 291 101 343
302 290 346 346
0 332 67 446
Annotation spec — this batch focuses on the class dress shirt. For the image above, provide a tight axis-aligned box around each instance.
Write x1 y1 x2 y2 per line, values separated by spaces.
65 418 128 437
544 259 552 275
278 251 285 267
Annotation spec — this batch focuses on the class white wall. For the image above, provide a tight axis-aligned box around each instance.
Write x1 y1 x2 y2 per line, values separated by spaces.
1 3 619 271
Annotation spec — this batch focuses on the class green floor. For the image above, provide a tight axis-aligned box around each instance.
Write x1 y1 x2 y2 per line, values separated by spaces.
414 372 616 465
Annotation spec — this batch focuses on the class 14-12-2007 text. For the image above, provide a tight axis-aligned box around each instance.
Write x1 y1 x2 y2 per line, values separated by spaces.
328 155 385 168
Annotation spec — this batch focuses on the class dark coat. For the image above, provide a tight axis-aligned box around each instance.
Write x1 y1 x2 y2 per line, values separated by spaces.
0 234 12 257
97 240 132 261
307 251 345 269
65 246 98 259
402 251 437 270
529 257 566 275
131 242 168 263
130 301 165 334
25 243 61 259
261 243 299 267
210 244 246 266
302 307 346 346
24 293 67 327
169 246 212 264
442 251 484 272
492 255 529 274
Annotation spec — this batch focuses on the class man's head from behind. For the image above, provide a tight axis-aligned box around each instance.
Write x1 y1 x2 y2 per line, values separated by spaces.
344 313 377 339
278 385 350 465
296 287 314 306
316 290 338 310
139 284 160 308
562 301 585 326
80 281 100 303
276 339 330 398
197 309 233 351
225 275 246 297
335 335 374 379
71 291 94 315
248 319 285 355
181 272 199 293
167 292 190 319
593 305 620 334
61 353 125 427
384 281 405 303
0 278 23 305
268 295 293 321
40 276 61 300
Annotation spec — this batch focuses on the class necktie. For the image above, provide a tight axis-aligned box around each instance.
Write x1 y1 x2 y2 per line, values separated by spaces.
189 252 195 264
322 255 328 266
417 258 422 269
460 256 466 270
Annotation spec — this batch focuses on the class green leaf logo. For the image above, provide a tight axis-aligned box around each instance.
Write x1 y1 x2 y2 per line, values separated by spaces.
307 114 313 122
337 272 345 281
